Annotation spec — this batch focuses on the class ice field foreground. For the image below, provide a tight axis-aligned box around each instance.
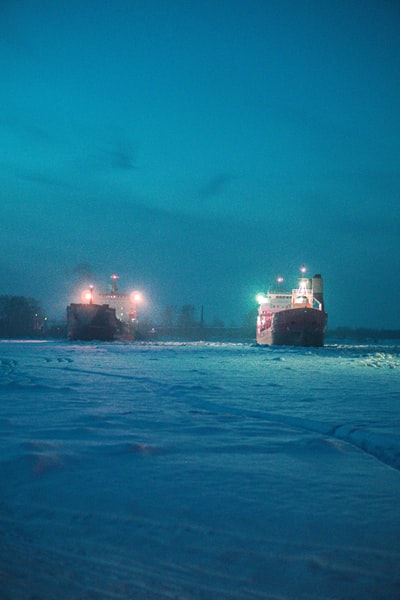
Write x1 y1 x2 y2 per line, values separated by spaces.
1 340 400 599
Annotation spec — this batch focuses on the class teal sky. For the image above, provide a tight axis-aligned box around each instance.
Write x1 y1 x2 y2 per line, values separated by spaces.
1 0 399 328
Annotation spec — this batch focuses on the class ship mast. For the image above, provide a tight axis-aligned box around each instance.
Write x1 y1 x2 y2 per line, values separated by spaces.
110 274 119 294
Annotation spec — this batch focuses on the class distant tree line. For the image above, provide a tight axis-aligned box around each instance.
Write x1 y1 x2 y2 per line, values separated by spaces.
159 304 239 330
0 295 43 338
160 305 198 329
327 326 400 341
152 304 256 341
159 304 257 331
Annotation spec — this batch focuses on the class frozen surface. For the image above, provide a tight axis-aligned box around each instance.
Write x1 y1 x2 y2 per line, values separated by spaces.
1 340 400 599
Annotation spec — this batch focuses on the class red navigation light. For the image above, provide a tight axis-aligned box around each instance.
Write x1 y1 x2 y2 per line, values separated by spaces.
81 284 94 304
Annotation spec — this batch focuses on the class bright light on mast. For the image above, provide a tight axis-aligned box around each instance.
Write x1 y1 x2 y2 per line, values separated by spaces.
128 290 143 323
82 285 94 304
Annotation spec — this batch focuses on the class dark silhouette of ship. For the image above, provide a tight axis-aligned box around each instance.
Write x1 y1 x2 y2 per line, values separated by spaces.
67 302 119 341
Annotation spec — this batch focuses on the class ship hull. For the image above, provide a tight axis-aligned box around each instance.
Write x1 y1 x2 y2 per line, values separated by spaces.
67 303 119 341
257 307 327 347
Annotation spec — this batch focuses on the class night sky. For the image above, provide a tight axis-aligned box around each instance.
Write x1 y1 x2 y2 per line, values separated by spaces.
1 1 399 328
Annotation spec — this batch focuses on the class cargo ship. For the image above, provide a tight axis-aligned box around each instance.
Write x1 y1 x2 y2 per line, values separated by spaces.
67 277 142 341
256 271 327 346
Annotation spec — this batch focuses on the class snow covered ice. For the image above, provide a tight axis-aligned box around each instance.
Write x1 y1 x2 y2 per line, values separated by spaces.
1 340 400 599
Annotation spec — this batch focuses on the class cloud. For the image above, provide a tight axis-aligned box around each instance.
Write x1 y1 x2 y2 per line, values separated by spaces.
198 173 235 200
0 114 58 146
106 140 136 170
17 170 74 189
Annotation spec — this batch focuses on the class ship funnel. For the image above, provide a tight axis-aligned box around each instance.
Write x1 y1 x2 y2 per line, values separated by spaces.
312 274 324 310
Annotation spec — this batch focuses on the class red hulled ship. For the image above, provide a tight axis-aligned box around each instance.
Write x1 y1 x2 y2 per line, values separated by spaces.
256 271 328 347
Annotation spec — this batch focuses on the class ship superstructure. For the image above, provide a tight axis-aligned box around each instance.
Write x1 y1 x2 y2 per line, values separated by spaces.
98 275 140 325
